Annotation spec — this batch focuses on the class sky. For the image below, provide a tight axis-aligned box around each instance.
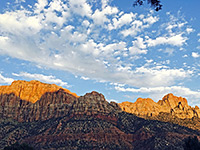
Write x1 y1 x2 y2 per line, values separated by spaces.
0 0 200 106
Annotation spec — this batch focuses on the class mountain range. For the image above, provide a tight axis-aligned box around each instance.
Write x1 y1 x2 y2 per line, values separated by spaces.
0 80 200 150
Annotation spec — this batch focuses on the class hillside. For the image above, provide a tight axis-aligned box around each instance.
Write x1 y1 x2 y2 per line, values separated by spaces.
0 80 200 150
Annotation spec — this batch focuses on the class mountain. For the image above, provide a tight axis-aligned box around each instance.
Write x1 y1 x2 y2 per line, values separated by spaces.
0 80 200 150
119 93 200 130
0 80 78 103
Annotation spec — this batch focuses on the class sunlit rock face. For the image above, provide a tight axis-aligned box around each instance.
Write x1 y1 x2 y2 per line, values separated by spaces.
158 93 200 119
119 98 161 117
119 93 200 119
0 80 78 103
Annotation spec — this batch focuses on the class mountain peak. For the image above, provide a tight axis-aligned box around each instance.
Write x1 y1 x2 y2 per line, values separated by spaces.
158 93 189 109
0 80 78 103
119 93 200 119
119 97 161 116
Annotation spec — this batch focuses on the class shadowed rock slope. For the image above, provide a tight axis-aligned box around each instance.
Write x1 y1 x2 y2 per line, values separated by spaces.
0 81 200 150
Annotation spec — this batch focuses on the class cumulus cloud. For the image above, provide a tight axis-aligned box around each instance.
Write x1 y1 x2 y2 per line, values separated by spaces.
0 74 14 85
0 0 196 102
108 12 136 30
120 15 159 37
192 52 200 58
129 37 147 55
69 0 92 17
12 72 69 87
146 34 187 47
92 5 118 25
186 28 194 34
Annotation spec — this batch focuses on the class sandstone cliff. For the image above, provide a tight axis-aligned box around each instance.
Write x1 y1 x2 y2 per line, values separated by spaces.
119 93 200 119
120 98 161 117
0 80 78 103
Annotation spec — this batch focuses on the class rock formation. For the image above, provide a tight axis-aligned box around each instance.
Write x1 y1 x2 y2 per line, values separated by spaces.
0 80 78 103
0 81 200 150
119 93 200 119
1 89 200 150
120 98 161 117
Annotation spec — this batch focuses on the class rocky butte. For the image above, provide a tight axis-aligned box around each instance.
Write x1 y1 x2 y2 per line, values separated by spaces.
0 80 78 103
119 93 200 130
0 80 200 150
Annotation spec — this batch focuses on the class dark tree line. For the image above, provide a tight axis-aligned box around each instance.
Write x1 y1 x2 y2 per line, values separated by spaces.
133 0 162 11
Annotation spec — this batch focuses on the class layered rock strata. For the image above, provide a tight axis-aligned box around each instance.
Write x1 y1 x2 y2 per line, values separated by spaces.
0 89 121 122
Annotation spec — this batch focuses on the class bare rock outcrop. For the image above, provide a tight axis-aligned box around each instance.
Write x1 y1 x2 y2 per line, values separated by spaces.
119 98 161 117
0 80 78 103
0 88 121 122
158 93 200 119
119 93 200 119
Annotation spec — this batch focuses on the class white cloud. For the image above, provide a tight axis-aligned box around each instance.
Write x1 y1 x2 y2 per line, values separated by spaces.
15 0 26 3
183 54 188 58
82 20 90 27
80 76 90 80
147 34 187 47
12 72 69 87
0 74 14 85
129 37 147 55
143 15 159 25
120 20 143 37
186 28 194 34
0 0 196 102
131 66 192 87
101 42 127 54
192 52 200 58
92 5 118 25
108 13 136 30
0 10 42 34
120 15 158 37
101 0 109 9
69 0 92 17
34 0 48 14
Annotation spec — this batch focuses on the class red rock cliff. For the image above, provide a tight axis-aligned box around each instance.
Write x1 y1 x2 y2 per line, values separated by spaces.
0 80 78 103
119 93 200 119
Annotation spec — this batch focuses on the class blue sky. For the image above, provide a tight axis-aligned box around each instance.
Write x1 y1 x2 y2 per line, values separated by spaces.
0 0 200 106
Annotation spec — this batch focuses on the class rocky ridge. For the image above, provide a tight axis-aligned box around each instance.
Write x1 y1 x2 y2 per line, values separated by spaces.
1 80 200 149
0 89 121 123
119 93 200 119
119 93 200 131
0 80 78 103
